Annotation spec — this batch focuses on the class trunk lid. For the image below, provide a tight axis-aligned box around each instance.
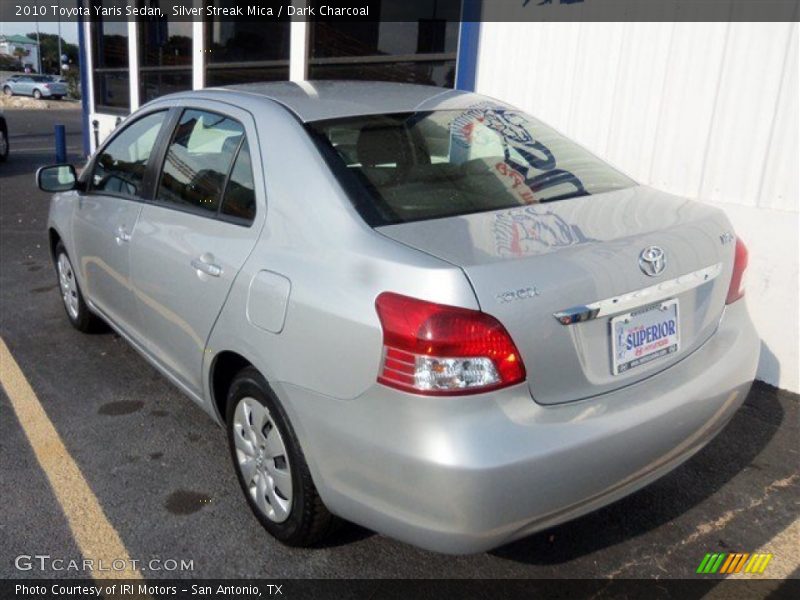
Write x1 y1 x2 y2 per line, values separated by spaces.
377 186 736 405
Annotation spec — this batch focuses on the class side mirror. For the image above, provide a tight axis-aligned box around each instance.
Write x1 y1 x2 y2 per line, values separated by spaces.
36 164 78 192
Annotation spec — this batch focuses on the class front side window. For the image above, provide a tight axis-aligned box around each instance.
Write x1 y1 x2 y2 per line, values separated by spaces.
157 110 245 214
91 110 166 197
309 108 636 225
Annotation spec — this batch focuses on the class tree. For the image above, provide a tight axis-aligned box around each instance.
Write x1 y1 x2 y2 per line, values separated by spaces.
25 33 79 74
12 46 30 67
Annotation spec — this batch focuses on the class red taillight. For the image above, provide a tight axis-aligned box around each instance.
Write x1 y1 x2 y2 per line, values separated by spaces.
726 238 748 305
44 83 51 89
374 292 526 395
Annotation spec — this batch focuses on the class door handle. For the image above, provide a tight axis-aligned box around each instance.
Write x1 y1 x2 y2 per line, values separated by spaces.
191 257 222 278
115 226 131 244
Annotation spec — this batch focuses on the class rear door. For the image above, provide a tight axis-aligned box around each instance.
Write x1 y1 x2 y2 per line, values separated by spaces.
130 103 265 395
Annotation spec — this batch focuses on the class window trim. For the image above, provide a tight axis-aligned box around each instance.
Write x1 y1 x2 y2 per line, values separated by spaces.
216 137 257 226
148 107 256 228
83 108 174 203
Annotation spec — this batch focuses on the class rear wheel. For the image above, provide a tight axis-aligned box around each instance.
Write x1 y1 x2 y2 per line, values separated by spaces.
54 241 103 332
226 366 338 547
33 89 42 100
3 86 12 97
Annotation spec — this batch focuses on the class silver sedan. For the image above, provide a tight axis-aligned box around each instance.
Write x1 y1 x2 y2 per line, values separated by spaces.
4 74 68 99
37 81 759 554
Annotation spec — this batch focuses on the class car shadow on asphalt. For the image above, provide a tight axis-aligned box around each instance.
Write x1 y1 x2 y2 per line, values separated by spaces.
490 382 789 566
316 522 376 549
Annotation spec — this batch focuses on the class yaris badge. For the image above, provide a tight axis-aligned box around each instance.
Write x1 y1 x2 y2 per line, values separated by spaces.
639 246 666 277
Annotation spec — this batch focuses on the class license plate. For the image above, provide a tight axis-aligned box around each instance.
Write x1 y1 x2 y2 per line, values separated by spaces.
610 299 680 375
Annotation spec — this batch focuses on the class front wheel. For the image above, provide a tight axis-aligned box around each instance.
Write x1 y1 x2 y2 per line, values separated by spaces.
0 124 8 162
226 367 339 547
54 241 104 332
3 86 12 97
33 89 42 100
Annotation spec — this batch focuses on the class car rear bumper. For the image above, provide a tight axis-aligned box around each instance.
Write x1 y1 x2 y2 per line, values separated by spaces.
277 299 759 554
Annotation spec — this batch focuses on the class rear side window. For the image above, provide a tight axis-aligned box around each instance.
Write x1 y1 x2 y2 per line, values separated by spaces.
157 109 245 214
91 110 166 197
308 108 636 226
220 140 256 223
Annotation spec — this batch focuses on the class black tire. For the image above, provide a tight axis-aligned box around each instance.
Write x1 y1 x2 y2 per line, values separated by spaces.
33 89 42 100
0 123 8 163
3 86 12 97
226 366 339 547
53 241 104 333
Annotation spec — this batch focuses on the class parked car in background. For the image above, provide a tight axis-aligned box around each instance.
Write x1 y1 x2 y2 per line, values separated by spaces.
0 111 8 162
3 75 67 100
35 81 759 554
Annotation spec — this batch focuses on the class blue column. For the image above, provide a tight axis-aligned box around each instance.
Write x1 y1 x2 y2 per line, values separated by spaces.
455 0 481 91
55 124 67 163
77 0 91 157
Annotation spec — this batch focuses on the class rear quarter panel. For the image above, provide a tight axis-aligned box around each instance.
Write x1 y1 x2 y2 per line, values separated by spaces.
204 102 477 420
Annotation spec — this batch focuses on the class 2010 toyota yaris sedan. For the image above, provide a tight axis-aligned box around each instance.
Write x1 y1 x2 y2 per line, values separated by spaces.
37 81 759 554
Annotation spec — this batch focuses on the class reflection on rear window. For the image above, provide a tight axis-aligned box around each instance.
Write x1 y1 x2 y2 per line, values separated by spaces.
308 106 635 226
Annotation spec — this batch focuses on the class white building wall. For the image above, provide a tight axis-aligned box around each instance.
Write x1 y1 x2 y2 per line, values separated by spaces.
477 22 799 392
0 41 39 71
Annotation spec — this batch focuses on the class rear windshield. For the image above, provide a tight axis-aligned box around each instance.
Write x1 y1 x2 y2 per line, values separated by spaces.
308 107 635 226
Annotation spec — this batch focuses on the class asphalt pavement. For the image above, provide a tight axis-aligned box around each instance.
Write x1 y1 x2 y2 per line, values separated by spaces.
0 107 798 584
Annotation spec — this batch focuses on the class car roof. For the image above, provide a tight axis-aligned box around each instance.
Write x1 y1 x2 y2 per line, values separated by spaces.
163 80 513 123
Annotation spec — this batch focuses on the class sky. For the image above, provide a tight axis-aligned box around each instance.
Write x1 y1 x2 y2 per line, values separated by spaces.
0 21 80 44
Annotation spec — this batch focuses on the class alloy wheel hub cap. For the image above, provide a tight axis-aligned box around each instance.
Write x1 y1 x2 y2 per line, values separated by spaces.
232 397 293 523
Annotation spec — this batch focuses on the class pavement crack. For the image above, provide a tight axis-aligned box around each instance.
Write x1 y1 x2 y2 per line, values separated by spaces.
680 473 798 547
605 473 799 578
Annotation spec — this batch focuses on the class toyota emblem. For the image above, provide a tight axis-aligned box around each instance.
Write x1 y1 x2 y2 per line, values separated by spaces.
639 246 666 277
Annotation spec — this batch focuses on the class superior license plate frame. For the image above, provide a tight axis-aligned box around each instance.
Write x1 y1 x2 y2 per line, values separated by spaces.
610 299 680 376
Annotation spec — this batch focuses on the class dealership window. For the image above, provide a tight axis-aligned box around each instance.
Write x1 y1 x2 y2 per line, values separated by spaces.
138 6 193 104
308 0 461 87
204 12 290 86
91 0 130 113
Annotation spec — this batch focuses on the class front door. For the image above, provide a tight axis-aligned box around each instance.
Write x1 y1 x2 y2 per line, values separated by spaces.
130 105 263 395
71 110 168 337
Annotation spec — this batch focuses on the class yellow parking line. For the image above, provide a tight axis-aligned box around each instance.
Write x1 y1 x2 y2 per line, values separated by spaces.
0 336 142 580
